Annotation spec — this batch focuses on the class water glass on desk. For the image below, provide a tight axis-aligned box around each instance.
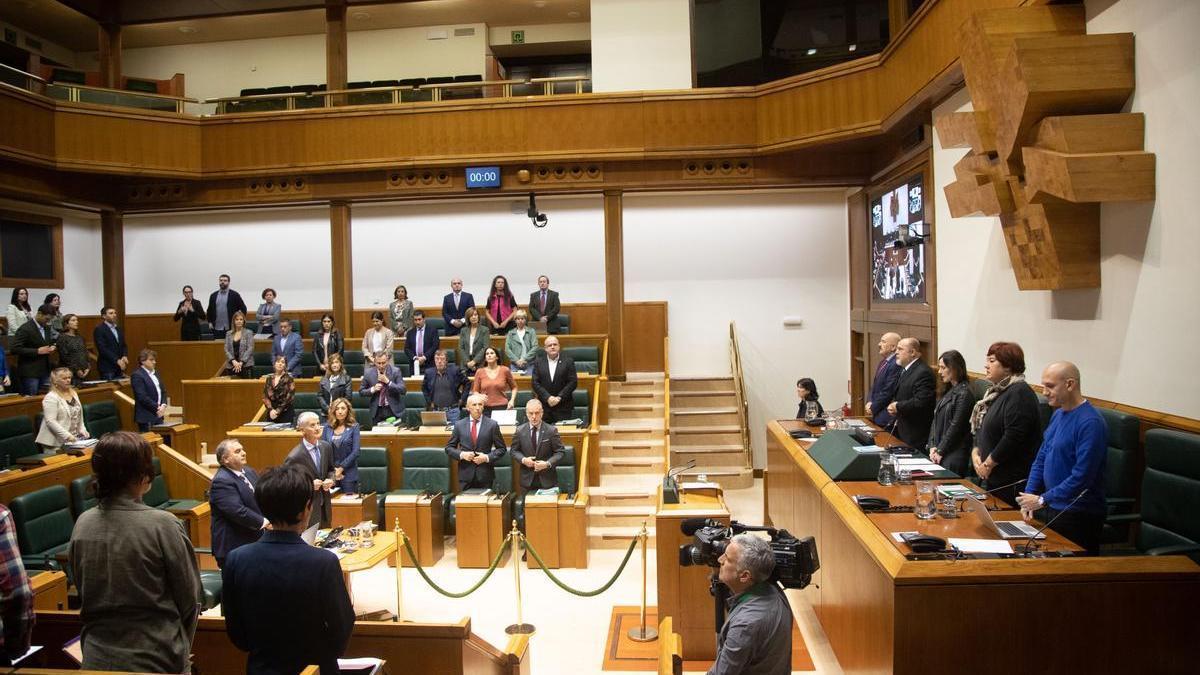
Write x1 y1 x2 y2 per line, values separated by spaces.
877 450 896 486
914 481 937 520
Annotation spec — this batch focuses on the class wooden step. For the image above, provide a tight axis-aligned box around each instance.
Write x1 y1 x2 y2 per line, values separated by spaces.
670 377 735 392
600 439 664 458
589 526 656 550
625 372 665 382
671 447 748 467
670 391 737 407
670 428 744 447
669 408 740 427
588 486 657 507
599 455 665 474
610 390 663 402
609 403 665 420
589 505 656 527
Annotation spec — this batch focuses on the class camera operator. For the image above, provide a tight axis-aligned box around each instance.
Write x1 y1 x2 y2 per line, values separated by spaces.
709 533 792 675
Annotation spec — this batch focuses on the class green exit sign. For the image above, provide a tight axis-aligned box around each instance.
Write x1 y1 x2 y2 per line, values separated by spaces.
511 30 525 44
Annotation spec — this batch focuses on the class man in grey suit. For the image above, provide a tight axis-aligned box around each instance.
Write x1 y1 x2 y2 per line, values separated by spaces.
528 275 561 334
360 351 406 424
509 399 566 491
445 394 507 490
284 412 335 528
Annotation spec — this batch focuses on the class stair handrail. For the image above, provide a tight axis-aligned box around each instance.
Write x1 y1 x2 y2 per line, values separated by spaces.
663 337 672 467
728 322 752 469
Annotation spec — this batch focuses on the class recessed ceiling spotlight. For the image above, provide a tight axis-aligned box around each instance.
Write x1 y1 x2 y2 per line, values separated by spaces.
848 44 857 52
178 26 197 34
567 10 581 19
352 11 371 21
806 48 817 56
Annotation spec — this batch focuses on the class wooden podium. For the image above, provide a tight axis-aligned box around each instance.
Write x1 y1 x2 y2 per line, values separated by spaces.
384 493 445 566
454 493 510 568
331 492 377 529
523 493 561 569
654 484 729 661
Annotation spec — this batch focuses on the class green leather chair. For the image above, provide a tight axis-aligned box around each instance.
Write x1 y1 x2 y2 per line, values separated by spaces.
401 392 428 427
244 320 260 334
299 352 319 378
308 319 323 337
388 355 413 378
1035 394 1053 433
969 378 992 401
343 350 365 377
143 457 204 513
9 485 73 570
252 351 274 377
424 317 446 334
493 464 513 495
556 313 570 334
399 447 454 532
572 389 590 423
69 474 98 517
293 393 322 419
0 415 38 467
83 401 122 437
1099 407 1141 544
356 446 390 524
1110 429 1200 563
563 346 599 374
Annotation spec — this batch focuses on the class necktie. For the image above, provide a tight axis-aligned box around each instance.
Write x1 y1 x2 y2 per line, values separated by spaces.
530 425 538 454
540 291 546 312
378 371 388 406
875 356 889 378
241 472 253 491
416 328 424 356
471 419 478 446
454 293 460 309
308 444 320 470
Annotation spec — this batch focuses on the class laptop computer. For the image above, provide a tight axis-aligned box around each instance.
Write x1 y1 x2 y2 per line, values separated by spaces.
420 410 447 427
963 495 1045 540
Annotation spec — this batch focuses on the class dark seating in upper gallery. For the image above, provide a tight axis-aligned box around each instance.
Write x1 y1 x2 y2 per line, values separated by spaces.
0 415 39 468
346 80 385 105
442 74 484 101
1099 407 1141 544
398 77 428 102
234 87 271 113
424 75 455 99
1109 428 1200 563
292 83 325 109
9 485 73 571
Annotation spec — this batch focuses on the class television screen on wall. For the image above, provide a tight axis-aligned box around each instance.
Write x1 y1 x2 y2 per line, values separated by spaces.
869 173 926 303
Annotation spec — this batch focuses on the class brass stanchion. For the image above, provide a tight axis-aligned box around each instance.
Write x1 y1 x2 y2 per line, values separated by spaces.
505 520 535 635
393 517 404 622
627 521 658 641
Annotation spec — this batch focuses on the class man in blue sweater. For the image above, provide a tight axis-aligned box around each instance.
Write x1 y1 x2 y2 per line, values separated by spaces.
1017 362 1107 556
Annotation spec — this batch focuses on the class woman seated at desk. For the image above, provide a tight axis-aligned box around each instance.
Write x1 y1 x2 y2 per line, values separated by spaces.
261 355 296 424
319 353 352 416
223 311 255 379
473 347 516 416
362 311 395 361
36 366 89 451
795 377 824 420
322 397 361 495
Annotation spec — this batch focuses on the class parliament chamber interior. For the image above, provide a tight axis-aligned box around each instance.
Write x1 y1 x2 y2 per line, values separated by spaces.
0 0 1197 673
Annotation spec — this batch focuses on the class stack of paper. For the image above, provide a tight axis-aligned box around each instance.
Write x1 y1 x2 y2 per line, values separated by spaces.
894 456 942 472
853 445 884 454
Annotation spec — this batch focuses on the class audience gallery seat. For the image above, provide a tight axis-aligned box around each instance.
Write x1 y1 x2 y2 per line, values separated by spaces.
1110 429 1200 563
9 485 73 571
1099 407 1141 544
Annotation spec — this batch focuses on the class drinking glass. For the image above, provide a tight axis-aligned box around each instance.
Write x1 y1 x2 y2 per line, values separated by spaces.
877 450 896 486
914 481 937 520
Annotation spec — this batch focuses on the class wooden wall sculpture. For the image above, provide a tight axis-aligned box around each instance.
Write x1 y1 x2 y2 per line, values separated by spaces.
935 5 1155 290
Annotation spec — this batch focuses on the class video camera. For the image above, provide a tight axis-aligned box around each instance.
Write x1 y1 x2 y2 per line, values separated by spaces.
678 519 819 590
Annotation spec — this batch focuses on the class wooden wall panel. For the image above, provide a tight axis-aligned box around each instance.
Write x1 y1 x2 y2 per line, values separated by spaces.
0 87 55 166
52 107 201 176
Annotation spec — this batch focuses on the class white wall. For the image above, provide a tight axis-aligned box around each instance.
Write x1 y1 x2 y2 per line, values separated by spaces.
0 198 102 317
347 24 487 81
489 23 591 47
351 195 606 309
591 0 693 92
122 207 332 314
933 0 1200 418
623 191 850 466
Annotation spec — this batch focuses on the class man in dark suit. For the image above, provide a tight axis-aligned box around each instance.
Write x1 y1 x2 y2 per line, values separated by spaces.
271 320 303 376
886 337 937 449
422 350 468 424
440 277 475 337
209 439 267 568
11 304 55 395
530 336 577 424
92 305 128 380
222 462 354 674
130 349 167 431
284 412 335 529
206 274 247 340
404 310 440 373
445 394 507 490
509 399 566 491
359 351 406 424
527 274 562 334
865 332 901 428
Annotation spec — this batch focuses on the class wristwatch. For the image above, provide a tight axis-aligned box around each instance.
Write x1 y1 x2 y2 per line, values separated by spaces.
1037 495 1045 507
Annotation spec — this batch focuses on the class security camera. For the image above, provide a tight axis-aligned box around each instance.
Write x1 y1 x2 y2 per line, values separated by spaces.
527 193 549 228
892 225 928 250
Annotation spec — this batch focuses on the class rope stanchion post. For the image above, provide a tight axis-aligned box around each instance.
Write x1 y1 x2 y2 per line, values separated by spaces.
393 517 404 622
627 521 658 642
505 520 535 635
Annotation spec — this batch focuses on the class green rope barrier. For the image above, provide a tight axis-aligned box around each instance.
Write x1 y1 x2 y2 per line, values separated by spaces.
522 532 639 597
401 532 512 598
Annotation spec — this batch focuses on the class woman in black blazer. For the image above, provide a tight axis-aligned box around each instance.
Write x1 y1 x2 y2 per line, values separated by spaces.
173 285 205 341
970 341 1041 506
313 313 343 375
927 349 975 477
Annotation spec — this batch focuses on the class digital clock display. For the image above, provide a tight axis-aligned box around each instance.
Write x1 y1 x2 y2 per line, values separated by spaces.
465 166 501 189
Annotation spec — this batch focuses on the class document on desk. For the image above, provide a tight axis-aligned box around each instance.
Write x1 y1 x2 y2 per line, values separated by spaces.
894 457 942 471
948 538 1013 554
853 445 884 454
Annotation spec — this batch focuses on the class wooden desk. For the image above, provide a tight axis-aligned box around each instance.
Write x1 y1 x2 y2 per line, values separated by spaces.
655 486 728 661
524 494 560 569
338 531 397 595
765 419 1200 674
454 493 511 569
384 493 445 566
0 452 92 505
153 423 201 462
332 492 377 529
30 571 68 611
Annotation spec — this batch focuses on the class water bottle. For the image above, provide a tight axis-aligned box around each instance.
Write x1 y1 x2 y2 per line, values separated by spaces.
877 448 895 486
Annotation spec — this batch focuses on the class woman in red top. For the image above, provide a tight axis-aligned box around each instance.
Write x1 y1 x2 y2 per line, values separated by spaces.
485 275 517 334
472 346 516 416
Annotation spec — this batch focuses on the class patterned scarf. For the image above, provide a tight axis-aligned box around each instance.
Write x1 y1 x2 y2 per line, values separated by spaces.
969 373 1024 434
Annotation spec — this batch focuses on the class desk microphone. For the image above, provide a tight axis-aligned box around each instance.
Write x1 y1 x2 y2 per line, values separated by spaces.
1020 489 1088 556
979 478 1027 508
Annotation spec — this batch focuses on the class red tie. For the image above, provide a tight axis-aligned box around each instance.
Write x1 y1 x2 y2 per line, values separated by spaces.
471 419 478 446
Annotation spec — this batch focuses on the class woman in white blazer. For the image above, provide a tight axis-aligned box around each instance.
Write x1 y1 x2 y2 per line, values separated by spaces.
36 367 89 450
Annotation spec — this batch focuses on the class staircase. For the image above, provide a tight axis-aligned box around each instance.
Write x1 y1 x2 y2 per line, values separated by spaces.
588 373 665 550
669 377 754 489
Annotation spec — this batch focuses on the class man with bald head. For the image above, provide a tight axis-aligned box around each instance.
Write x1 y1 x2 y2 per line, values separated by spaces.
1017 362 1107 555
865 332 902 427
510 399 567 491
885 337 936 449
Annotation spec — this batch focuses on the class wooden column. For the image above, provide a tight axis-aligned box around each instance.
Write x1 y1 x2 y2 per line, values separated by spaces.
604 190 626 380
97 0 121 88
100 210 125 323
325 0 348 104
330 201 353 334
